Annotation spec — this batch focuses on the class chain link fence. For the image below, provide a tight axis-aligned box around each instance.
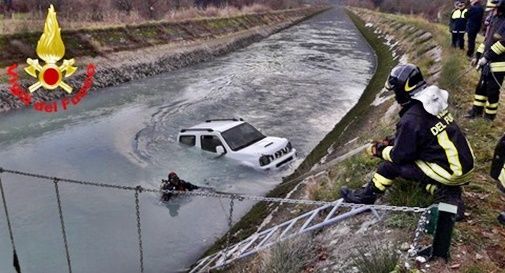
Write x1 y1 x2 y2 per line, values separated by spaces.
0 167 432 273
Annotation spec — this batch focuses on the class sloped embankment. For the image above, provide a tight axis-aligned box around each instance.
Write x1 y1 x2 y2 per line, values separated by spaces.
0 7 327 113
301 8 505 273
210 7 505 273
343 8 505 273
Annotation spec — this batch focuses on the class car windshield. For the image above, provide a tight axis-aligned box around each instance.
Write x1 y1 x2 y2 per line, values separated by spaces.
221 123 266 151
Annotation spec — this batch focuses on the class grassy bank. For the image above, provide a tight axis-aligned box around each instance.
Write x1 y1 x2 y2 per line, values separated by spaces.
201 7 396 259
0 4 273 34
0 7 330 114
312 8 505 272
206 7 505 273
0 7 321 68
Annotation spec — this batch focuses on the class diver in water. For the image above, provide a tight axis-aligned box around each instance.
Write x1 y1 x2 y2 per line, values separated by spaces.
161 172 199 202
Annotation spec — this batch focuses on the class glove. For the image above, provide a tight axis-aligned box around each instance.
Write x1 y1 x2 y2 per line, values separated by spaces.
477 57 488 69
382 135 395 146
366 141 388 158
470 58 478 67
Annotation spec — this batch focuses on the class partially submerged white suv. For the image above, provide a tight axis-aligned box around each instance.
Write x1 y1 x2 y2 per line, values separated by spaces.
177 119 296 170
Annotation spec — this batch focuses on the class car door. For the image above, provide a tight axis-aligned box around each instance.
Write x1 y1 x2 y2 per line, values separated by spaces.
200 135 226 153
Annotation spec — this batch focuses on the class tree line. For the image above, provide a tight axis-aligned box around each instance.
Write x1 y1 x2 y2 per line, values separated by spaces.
1 0 305 20
344 0 452 22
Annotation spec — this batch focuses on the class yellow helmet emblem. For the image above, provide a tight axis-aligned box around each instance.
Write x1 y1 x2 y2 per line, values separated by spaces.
24 5 77 94
404 78 417 92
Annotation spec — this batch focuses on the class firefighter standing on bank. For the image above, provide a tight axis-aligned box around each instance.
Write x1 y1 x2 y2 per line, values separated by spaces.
490 135 505 225
466 0 485 58
341 64 475 220
468 0 505 120
482 0 497 28
450 0 468 50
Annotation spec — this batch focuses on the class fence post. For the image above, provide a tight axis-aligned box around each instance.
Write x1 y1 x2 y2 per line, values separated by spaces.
431 203 457 260
419 202 457 261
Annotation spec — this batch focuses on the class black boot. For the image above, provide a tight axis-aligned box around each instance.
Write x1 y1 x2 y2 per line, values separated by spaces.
434 186 465 221
484 113 496 121
465 106 484 119
340 183 381 204
498 212 505 225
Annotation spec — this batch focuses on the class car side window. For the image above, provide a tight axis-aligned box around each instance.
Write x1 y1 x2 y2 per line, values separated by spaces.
201 135 223 153
180 135 196 146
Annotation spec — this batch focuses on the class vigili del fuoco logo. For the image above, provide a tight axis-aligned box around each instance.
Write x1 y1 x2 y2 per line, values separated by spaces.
6 5 96 113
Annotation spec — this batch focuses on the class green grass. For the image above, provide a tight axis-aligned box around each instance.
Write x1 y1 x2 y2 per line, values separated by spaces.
207 7 505 273
350 240 400 273
0 7 325 67
259 237 315 273
462 263 498 273
386 179 435 208
338 8 505 272
313 153 379 201
204 8 504 272
439 52 465 92
0 12 31 20
385 214 419 230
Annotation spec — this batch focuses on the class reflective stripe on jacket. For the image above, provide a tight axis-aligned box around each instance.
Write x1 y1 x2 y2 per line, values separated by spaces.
483 14 505 72
450 8 468 32
381 101 474 185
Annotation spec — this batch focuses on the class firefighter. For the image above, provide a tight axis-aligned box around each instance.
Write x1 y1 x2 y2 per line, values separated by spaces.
450 0 468 50
467 0 505 121
466 0 485 58
340 64 475 220
490 134 505 225
485 0 497 26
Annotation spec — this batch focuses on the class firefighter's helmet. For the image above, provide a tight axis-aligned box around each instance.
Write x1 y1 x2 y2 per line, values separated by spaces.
491 0 505 11
385 64 426 104
455 0 466 8
487 0 497 11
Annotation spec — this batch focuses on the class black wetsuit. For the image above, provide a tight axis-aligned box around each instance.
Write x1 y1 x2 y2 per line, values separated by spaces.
161 180 199 201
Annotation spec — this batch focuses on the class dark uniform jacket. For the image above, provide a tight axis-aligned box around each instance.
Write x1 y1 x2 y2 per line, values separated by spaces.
482 14 505 72
475 13 495 58
491 134 505 193
450 8 468 32
466 3 485 33
381 101 474 185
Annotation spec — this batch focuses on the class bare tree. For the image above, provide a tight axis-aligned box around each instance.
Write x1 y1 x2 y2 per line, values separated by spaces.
3 0 13 18
135 0 171 19
371 0 383 8
173 0 181 9
54 0 63 10
114 0 134 14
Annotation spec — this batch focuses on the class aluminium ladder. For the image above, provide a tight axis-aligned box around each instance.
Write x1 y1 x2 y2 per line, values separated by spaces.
189 199 380 273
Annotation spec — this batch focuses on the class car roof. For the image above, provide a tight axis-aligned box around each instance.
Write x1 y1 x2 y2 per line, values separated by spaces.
186 120 245 133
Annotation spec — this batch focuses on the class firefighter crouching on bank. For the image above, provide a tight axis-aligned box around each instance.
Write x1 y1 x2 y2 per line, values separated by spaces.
490 135 505 225
468 0 505 121
340 64 475 221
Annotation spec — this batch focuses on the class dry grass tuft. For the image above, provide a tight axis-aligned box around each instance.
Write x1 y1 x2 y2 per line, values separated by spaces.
0 4 282 34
